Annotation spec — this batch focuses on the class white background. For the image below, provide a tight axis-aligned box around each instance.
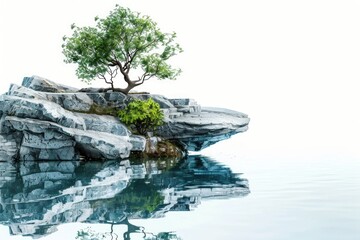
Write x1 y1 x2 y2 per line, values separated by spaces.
1 1 360 239
1 0 360 152
1 1 360 151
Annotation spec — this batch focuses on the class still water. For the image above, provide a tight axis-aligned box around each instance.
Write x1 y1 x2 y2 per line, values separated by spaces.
0 145 359 240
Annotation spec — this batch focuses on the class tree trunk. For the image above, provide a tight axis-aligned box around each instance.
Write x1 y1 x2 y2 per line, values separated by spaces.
121 82 137 94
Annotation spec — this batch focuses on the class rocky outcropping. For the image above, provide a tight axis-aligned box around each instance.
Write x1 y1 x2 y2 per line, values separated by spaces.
0 76 249 160
158 106 249 151
0 77 145 160
131 95 249 151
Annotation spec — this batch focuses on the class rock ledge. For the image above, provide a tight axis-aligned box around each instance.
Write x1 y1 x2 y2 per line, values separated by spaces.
0 76 249 160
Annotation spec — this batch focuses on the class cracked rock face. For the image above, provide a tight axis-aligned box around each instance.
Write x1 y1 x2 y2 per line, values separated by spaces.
0 75 249 160
159 107 249 151
6 116 132 160
0 76 145 160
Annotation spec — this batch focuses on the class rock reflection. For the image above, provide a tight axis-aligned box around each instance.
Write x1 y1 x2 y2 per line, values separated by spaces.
0 156 249 239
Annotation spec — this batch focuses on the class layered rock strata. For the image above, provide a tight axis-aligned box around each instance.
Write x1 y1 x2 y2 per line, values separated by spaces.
0 76 249 160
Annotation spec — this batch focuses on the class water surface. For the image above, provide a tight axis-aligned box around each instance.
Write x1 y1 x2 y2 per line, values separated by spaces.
0 146 359 239
0 155 249 239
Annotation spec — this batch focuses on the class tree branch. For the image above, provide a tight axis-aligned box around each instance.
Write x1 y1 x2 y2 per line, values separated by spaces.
114 60 132 85
133 72 155 86
108 66 119 79
127 49 140 73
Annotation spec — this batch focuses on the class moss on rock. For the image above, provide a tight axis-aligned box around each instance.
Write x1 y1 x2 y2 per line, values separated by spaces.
73 103 118 116
130 137 184 159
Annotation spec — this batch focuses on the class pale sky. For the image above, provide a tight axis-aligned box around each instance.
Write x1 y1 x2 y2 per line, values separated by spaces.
1 0 360 153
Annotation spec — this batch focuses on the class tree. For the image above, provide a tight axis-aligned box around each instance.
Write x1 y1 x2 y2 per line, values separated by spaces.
118 98 164 135
62 5 182 94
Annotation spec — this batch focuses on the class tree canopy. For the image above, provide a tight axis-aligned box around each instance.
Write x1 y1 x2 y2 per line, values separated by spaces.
62 5 182 94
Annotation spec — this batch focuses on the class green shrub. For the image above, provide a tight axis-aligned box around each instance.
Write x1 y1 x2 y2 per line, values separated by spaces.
118 98 164 135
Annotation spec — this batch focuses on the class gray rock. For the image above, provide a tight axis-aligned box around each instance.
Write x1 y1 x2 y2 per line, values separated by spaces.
6 116 133 160
21 131 74 149
45 93 93 112
7 83 131 114
0 161 16 187
0 134 19 160
38 147 77 160
169 98 201 113
22 75 78 93
7 85 94 112
0 95 86 130
44 181 54 189
131 94 175 108
0 76 249 159
0 80 146 160
157 107 250 151
74 112 130 136
104 92 127 104
7 84 48 100
129 135 147 151
74 131 131 160
86 93 108 106
19 161 39 175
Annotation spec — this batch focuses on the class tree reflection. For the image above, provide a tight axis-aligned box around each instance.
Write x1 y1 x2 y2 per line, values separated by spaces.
144 232 182 240
76 218 182 240
91 179 164 217
0 155 249 239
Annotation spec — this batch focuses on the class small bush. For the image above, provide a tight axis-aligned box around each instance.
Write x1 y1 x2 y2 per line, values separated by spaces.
118 98 164 135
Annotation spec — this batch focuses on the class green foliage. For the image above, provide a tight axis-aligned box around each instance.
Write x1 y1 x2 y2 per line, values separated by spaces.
90 179 164 214
76 227 107 240
115 180 164 213
118 98 164 135
62 5 182 93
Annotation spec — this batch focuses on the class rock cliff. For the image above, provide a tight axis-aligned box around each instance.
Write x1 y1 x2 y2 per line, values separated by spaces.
0 76 249 160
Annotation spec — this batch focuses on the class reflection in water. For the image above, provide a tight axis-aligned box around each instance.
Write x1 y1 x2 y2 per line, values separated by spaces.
0 155 249 239
76 225 182 240
75 219 182 240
